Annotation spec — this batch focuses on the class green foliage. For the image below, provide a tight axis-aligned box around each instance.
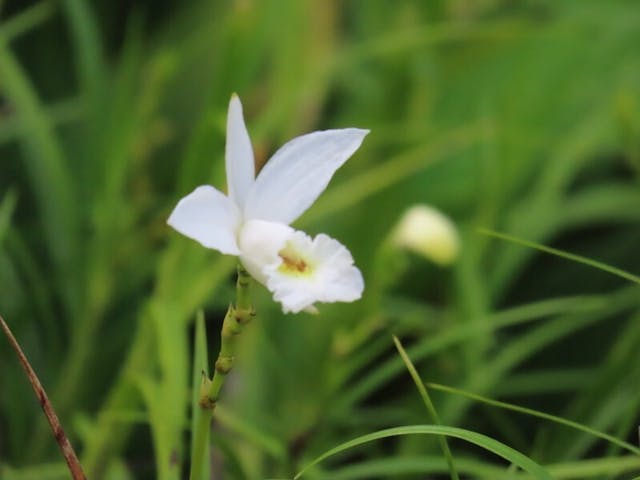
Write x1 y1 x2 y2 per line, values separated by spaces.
1 0 640 479
294 425 554 480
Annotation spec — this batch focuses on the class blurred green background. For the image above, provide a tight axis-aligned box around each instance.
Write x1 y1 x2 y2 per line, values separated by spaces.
1 0 640 478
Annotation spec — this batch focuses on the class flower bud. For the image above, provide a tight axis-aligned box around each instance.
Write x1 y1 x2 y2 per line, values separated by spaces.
391 205 460 266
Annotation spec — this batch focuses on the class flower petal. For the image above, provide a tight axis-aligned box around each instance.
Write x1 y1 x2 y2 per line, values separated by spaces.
309 234 364 303
262 231 364 314
244 128 369 224
225 94 255 210
167 185 241 255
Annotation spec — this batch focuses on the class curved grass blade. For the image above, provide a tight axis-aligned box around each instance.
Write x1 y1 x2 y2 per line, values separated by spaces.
427 382 640 456
322 455 515 480
294 425 553 480
0 315 86 480
393 336 459 480
478 228 640 285
336 293 615 412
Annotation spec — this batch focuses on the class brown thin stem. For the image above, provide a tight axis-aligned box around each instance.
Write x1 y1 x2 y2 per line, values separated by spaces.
0 314 86 480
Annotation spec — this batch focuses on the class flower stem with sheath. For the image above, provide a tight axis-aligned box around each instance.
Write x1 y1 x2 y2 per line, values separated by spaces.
189 265 254 480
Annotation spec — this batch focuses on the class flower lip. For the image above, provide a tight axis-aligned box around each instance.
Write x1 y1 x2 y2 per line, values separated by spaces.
262 231 364 314
278 242 315 276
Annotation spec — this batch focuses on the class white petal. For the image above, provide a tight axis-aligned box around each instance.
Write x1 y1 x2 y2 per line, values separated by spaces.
225 94 255 210
244 128 369 224
262 231 364 314
238 219 294 285
167 185 241 255
309 234 364 302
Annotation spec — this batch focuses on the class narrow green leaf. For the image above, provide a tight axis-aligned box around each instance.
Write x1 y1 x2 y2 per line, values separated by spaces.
0 191 17 242
322 455 514 480
1 462 69 480
336 294 614 411
479 228 640 285
0 39 78 287
427 382 640 456
190 311 211 480
62 0 105 98
0 1 55 41
0 98 82 146
294 425 553 480
214 404 286 459
393 336 459 480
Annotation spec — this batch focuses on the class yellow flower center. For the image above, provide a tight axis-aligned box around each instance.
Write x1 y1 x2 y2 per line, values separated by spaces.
278 243 314 276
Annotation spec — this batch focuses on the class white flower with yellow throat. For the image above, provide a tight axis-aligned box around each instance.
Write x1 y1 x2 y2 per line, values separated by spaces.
168 95 367 313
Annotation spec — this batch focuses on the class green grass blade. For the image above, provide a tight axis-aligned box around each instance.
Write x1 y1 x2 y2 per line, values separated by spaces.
0 98 82 146
0 190 16 242
213 404 286 459
0 1 55 41
62 0 105 97
393 336 459 480
479 228 640 285
294 425 553 480
190 311 211 480
0 39 78 287
442 286 639 424
427 382 640 456
323 455 518 480
547 456 640 479
1 462 70 480
336 294 613 411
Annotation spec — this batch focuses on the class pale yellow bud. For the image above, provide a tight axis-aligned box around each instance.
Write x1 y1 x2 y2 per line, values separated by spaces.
391 205 460 266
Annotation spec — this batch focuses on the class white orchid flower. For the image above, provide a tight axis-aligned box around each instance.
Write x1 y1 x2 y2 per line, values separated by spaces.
168 94 368 313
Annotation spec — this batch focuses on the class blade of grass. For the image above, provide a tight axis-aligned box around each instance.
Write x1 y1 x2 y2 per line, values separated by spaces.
335 293 614 412
427 382 640 456
190 311 211 480
294 425 553 480
62 0 105 98
547 456 640 479
0 190 16 241
323 455 516 480
316 455 640 480
4 231 61 352
214 404 286 460
479 228 640 285
0 37 79 308
393 336 459 480
0 315 86 480
441 286 639 424
0 97 83 146
0 1 55 42
137 302 188 480
1 462 71 480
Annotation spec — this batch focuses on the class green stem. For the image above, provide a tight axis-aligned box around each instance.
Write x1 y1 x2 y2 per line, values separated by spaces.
189 265 254 480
